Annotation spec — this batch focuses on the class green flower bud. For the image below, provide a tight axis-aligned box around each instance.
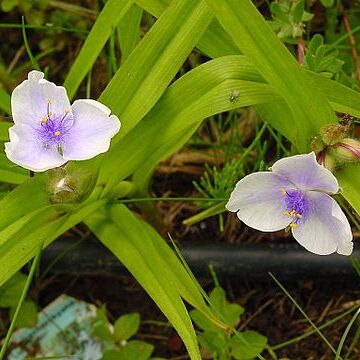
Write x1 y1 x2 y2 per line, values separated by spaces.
317 151 337 172
47 162 97 204
333 138 360 162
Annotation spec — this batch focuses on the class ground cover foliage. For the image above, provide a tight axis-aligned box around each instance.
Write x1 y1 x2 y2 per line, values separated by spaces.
0 0 360 359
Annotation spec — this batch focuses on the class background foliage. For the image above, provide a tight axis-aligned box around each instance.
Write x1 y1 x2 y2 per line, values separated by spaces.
1 0 360 358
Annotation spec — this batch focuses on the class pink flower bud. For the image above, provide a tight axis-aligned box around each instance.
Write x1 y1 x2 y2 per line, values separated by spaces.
334 138 360 161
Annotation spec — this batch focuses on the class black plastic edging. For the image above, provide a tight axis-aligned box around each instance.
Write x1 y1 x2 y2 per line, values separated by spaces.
41 238 360 280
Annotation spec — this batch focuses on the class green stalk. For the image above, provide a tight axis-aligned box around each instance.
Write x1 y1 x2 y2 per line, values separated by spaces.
270 304 360 351
335 308 360 360
0 243 43 359
21 17 41 71
269 272 341 358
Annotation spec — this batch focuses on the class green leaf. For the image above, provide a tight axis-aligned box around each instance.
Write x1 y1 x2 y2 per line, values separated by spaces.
117 340 154 360
114 312 141 341
0 90 11 114
63 0 132 99
198 330 229 358
291 0 304 24
320 0 334 7
190 309 218 332
93 305 113 342
9 300 37 328
134 0 239 58
308 34 323 54
0 121 11 141
86 205 202 360
1 0 18 13
0 272 26 308
117 3 143 63
337 165 360 219
230 331 267 360
0 154 28 184
99 0 213 138
205 0 336 151
102 350 122 360
0 196 106 287
102 55 277 194
209 287 244 327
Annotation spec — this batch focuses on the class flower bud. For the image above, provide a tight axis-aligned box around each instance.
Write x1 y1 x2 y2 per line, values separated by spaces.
323 152 337 172
320 124 347 145
317 151 337 172
333 138 360 161
47 163 97 204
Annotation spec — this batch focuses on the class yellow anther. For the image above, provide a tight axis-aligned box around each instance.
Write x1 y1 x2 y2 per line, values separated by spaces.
64 109 69 113
47 99 52 104
296 213 303 219
41 117 47 123
49 111 53 116
281 188 286 196
284 211 290 216
289 210 296 217
54 131 61 136
289 223 298 228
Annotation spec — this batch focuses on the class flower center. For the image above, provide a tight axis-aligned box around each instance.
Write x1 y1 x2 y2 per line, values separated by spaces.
36 99 73 151
281 188 310 228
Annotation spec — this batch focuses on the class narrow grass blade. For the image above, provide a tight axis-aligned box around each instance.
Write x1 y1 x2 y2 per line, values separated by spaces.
22 17 40 71
335 307 360 360
269 272 339 357
0 242 42 359
63 0 132 99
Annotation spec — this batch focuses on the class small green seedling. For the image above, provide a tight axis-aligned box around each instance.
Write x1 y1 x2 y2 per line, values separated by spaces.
304 34 344 78
270 0 313 41
92 307 159 360
190 286 267 360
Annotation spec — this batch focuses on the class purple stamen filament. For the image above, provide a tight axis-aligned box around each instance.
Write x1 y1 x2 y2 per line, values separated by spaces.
36 99 72 150
281 188 309 228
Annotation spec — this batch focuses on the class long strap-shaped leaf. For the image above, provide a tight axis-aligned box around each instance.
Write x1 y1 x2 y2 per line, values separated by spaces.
134 0 239 58
99 0 213 138
205 0 336 152
85 205 202 360
63 0 132 99
117 3 143 64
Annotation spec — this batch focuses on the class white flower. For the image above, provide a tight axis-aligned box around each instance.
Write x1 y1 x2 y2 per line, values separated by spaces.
226 152 353 255
5 70 120 172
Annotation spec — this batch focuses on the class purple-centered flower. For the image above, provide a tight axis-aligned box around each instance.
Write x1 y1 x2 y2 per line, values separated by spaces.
5 70 121 172
226 152 353 255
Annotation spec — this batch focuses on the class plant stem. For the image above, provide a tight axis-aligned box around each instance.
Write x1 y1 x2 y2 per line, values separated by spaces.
269 272 341 358
0 243 43 359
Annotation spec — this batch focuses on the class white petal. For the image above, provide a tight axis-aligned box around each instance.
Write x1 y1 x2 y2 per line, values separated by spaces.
291 192 353 255
11 70 71 126
272 152 339 194
4 124 66 172
226 172 293 232
62 99 121 161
